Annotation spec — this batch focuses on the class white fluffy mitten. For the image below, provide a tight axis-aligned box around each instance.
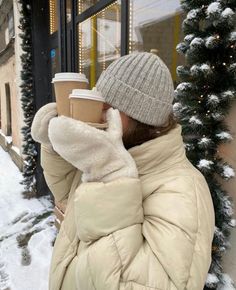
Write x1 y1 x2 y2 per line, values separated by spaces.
48 108 138 182
31 103 57 150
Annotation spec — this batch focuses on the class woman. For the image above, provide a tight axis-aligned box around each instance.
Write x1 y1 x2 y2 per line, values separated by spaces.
31 52 215 290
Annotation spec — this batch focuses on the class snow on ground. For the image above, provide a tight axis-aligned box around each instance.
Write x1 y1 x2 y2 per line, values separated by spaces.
0 146 58 290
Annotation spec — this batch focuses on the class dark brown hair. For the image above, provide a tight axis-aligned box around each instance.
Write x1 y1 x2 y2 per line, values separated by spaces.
123 113 178 150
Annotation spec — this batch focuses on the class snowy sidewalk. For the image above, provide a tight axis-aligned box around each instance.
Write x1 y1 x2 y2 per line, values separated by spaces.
0 146 57 290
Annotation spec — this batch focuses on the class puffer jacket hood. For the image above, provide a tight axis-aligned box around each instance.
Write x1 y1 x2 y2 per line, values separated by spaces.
40 123 215 290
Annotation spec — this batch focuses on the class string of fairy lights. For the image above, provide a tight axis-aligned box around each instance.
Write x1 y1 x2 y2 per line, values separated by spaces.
190 29 235 121
49 0 56 34
102 8 106 71
176 3 236 165
78 1 120 76
129 0 133 53
78 0 83 73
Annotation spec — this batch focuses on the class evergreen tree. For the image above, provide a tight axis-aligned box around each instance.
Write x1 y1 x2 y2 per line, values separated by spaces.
18 0 37 198
175 1 236 289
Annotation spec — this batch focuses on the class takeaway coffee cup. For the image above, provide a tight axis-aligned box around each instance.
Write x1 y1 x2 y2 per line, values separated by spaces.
69 87 105 124
52 72 89 117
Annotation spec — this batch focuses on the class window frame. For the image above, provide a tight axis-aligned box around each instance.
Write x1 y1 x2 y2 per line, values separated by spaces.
58 0 129 72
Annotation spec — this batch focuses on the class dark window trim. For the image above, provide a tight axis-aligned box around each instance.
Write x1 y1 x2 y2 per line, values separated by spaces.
5 82 12 136
49 0 67 72
72 0 77 71
121 0 129 56
49 31 58 49
58 0 67 71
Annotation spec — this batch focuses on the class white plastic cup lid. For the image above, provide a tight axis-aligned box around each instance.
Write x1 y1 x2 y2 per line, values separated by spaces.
69 87 105 102
52 72 89 83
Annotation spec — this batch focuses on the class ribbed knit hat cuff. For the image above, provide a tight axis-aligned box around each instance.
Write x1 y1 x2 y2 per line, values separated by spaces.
96 71 173 126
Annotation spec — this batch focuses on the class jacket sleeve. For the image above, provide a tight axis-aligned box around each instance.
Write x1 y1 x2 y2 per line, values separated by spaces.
40 144 79 202
74 177 202 290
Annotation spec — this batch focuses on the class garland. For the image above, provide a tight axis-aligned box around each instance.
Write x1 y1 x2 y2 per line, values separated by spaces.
175 1 236 288
18 0 37 198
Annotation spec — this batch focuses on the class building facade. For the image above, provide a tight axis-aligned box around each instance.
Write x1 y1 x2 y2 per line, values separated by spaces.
0 0 24 169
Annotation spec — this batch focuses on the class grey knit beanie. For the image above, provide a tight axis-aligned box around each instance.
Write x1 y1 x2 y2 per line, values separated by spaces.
96 52 174 126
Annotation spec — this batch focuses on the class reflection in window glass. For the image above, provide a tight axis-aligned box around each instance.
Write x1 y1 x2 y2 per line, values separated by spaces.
49 0 58 34
50 48 60 101
50 48 60 76
78 1 121 88
66 0 72 23
129 0 185 83
78 0 99 14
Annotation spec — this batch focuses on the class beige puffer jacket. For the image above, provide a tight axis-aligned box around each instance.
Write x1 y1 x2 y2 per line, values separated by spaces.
41 124 215 290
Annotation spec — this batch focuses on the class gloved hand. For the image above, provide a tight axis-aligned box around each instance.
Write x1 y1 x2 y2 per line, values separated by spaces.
31 103 57 151
48 108 138 182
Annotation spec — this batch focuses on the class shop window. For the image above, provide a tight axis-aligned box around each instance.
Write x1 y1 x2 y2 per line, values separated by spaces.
77 1 121 88
78 0 100 14
129 0 185 84
5 83 12 136
49 0 58 34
